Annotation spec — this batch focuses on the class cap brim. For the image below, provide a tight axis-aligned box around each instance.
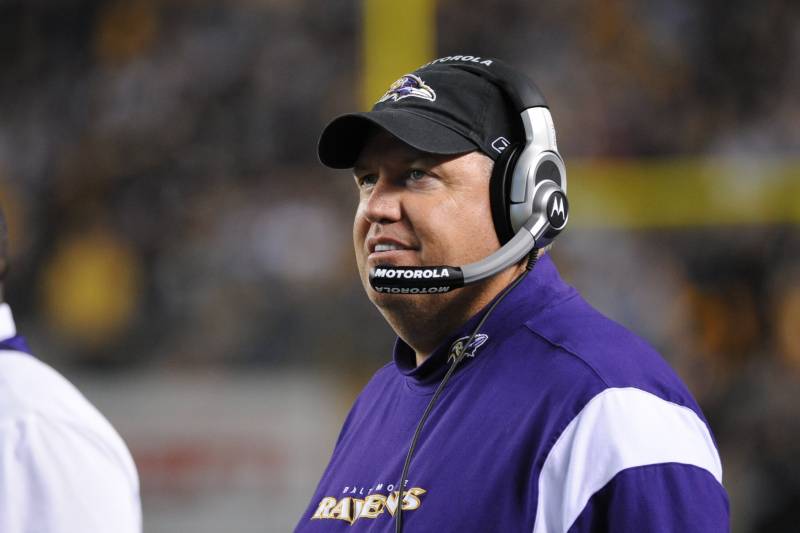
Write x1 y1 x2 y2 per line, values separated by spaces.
317 109 478 169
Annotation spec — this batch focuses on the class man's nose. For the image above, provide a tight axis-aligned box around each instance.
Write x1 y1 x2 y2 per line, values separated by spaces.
364 178 402 224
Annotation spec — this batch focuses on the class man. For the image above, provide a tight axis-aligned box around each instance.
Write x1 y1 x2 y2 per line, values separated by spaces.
296 57 729 531
0 207 142 532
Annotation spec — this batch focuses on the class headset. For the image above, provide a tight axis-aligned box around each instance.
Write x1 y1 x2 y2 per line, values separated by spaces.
368 59 569 294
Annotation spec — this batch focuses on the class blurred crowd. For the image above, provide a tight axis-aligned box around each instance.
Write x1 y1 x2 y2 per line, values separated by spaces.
0 1 798 531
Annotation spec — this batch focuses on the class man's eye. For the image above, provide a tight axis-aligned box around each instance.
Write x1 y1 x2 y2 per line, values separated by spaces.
358 174 378 188
408 169 427 181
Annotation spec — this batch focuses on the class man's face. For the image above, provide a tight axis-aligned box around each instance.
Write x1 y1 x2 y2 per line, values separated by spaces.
352 129 501 311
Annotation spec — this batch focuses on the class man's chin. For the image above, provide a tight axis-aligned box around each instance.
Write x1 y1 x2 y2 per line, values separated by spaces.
369 289 439 319
364 278 416 303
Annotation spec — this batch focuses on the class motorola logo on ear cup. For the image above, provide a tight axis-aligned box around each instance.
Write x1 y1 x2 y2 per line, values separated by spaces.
546 191 568 231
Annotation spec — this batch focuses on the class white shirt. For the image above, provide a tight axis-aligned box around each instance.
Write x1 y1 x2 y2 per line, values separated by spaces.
0 304 141 532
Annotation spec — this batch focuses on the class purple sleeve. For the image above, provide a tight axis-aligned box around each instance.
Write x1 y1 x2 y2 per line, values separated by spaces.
567 463 730 532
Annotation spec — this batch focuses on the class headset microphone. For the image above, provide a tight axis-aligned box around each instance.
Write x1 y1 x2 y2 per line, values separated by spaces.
369 180 568 294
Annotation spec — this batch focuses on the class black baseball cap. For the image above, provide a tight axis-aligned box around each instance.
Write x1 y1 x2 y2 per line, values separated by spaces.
317 59 522 169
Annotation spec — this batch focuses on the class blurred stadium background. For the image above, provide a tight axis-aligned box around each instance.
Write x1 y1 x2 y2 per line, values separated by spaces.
1 0 798 531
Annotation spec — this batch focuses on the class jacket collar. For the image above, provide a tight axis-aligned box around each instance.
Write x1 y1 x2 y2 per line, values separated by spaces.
393 254 576 387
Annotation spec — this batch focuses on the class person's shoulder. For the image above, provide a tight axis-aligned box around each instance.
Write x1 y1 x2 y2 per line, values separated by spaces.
0 352 142 532
518 299 727 532
520 291 698 409
0 352 75 414
0 351 137 472
363 360 397 385
497 295 726 531
349 361 398 402
0 351 100 423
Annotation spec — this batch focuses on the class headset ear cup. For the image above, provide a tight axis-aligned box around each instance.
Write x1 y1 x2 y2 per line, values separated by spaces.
489 144 520 245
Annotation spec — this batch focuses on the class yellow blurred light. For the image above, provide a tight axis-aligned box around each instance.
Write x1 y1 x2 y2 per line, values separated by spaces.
41 227 142 348
568 157 800 228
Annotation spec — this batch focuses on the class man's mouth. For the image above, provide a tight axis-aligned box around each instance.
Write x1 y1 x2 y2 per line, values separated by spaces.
374 243 407 252
367 239 418 263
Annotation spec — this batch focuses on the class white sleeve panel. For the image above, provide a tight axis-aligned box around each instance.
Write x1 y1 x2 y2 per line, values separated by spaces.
532 387 723 533
0 414 141 533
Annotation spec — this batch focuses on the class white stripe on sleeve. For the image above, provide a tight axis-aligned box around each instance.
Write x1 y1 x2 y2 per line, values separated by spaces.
532 387 722 533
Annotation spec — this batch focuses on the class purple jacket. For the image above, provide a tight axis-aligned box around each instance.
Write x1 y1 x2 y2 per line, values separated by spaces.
295 255 729 531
